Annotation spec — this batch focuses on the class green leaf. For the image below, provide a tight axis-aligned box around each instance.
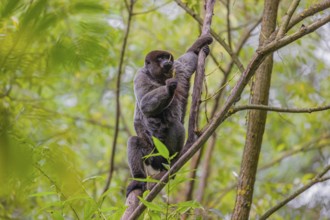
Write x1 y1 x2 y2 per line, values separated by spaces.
143 152 161 160
147 211 162 220
138 196 164 213
152 136 169 159
131 176 160 183
162 163 170 170
51 210 65 220
70 1 105 14
29 191 57 197
0 0 22 19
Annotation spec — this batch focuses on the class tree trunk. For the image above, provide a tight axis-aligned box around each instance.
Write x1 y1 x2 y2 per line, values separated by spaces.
231 0 279 219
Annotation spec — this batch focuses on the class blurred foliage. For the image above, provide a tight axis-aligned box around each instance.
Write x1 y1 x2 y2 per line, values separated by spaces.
0 0 329 219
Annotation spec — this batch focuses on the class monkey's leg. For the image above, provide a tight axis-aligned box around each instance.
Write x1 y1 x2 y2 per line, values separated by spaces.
126 136 151 197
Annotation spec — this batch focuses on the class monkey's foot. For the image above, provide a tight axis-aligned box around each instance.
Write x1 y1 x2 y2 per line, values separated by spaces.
126 180 146 198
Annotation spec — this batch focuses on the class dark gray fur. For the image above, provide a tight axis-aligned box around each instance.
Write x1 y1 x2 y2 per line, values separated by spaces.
127 35 213 196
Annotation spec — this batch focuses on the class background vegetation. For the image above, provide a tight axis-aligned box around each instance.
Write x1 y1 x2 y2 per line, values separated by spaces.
0 0 329 219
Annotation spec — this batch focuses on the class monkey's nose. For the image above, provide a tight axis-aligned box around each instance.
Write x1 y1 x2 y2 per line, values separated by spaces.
163 61 173 70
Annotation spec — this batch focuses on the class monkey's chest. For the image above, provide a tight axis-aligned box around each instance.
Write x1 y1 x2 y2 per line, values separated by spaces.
145 108 180 137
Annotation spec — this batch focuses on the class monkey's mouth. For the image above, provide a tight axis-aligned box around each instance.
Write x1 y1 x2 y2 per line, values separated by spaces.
163 71 173 77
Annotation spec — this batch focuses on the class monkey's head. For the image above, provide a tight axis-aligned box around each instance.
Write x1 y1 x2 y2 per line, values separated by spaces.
144 50 174 83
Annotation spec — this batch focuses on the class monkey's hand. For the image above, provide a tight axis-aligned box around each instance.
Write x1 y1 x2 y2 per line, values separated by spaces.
126 180 146 197
166 78 178 95
187 35 213 54
202 45 210 56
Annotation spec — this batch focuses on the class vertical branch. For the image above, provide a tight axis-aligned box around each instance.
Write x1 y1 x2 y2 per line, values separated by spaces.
193 18 261 204
276 0 300 39
186 0 216 145
226 0 232 49
231 0 280 219
183 0 215 203
103 0 135 196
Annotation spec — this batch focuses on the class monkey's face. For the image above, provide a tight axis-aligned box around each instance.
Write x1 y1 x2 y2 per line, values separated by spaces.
145 50 174 83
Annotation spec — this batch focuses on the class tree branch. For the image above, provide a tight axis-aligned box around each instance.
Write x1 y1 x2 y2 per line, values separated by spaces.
132 0 172 15
229 104 330 117
262 14 330 54
201 12 330 136
209 134 330 206
226 0 232 49
276 0 300 39
188 16 262 203
187 0 215 145
174 0 245 73
259 164 330 220
287 0 330 31
104 0 135 201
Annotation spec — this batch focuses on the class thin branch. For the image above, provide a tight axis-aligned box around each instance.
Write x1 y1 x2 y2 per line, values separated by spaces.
186 0 215 145
260 165 330 220
267 0 330 42
210 135 330 206
174 0 245 73
276 0 300 39
261 15 330 55
132 0 172 15
35 165 80 219
218 18 261 34
103 0 135 197
201 14 330 135
235 17 262 54
229 104 330 117
209 17 262 115
287 0 330 31
226 0 232 49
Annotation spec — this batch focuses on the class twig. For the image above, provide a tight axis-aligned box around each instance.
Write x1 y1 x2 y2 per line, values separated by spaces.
226 0 232 49
103 0 135 198
260 143 329 171
35 165 80 219
259 165 330 220
132 0 172 15
262 15 330 54
174 0 245 73
287 0 330 31
228 104 330 117
276 0 300 39
209 134 330 207
201 14 330 136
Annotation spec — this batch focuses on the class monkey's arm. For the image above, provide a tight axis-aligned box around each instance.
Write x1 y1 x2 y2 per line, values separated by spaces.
173 35 213 122
175 35 213 79
135 71 176 117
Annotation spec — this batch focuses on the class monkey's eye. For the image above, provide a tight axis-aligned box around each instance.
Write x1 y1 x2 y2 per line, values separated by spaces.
157 55 169 61
146 61 150 65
